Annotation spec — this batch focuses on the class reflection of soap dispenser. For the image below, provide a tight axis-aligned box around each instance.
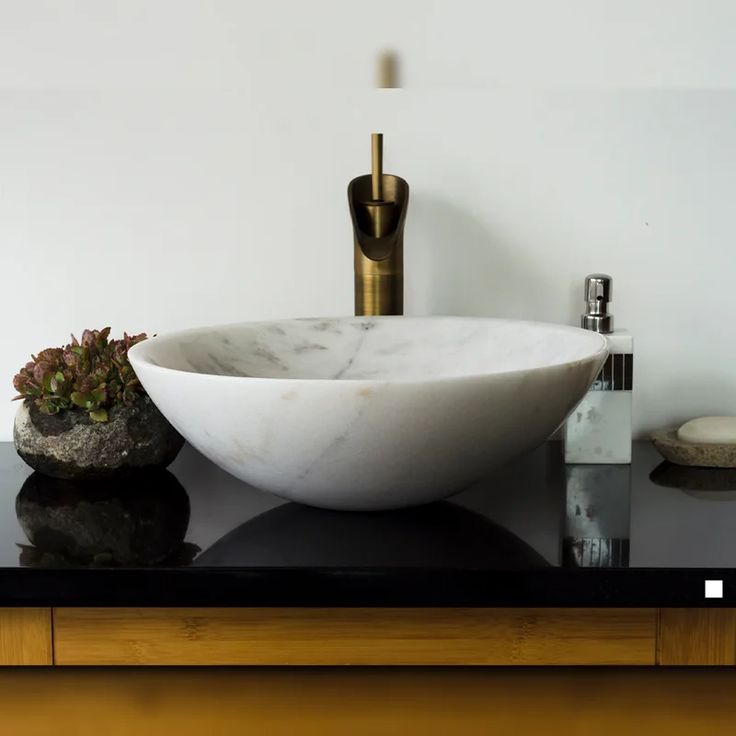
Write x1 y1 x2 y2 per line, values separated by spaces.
563 464 631 567
564 274 633 464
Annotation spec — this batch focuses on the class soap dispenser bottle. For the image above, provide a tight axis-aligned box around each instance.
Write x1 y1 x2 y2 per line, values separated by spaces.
564 274 633 464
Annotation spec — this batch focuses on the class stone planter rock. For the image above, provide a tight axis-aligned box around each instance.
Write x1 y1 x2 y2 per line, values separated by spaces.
14 396 184 479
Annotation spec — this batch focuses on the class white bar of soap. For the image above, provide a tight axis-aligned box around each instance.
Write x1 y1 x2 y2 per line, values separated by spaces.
677 416 736 445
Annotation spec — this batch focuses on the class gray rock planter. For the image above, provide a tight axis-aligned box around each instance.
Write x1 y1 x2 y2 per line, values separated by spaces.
14 396 184 479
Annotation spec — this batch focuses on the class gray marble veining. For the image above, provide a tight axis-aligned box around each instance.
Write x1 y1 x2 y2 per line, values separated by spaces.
129 316 607 510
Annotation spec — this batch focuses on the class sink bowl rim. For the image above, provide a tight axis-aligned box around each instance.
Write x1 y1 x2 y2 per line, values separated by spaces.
128 315 608 386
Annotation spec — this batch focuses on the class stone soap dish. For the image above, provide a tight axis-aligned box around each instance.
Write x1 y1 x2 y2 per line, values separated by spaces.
651 429 736 468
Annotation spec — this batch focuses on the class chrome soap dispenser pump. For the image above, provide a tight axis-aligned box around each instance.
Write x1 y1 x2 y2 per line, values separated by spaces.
348 133 409 316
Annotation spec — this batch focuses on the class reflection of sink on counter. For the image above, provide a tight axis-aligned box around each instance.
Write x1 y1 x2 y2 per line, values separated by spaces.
129 316 606 511
195 501 548 568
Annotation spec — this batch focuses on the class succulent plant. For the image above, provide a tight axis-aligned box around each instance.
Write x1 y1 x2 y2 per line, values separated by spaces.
13 328 148 423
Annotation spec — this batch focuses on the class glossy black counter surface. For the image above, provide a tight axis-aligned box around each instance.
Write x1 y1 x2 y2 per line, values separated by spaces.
1 440 736 606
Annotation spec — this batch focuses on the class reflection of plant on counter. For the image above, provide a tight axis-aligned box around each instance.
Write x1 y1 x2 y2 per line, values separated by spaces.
13 327 147 422
16 470 199 568
12 328 184 479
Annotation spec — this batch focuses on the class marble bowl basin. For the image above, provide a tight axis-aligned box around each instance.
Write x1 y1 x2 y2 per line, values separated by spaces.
128 317 607 511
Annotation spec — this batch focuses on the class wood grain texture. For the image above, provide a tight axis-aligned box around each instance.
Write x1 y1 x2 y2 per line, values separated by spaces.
659 609 736 665
3 668 736 736
53 607 656 666
0 608 52 665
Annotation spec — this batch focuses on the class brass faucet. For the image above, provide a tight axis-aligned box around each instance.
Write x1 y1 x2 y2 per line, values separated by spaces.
348 133 409 316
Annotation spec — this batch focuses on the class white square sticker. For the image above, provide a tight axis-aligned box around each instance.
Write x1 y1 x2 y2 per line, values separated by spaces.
705 580 724 599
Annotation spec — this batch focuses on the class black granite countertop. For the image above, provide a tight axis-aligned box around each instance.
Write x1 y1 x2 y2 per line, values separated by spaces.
1 440 735 606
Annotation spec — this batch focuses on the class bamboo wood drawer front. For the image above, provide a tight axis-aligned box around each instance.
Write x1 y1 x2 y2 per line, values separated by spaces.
53 607 657 666
658 609 736 665
0 608 52 665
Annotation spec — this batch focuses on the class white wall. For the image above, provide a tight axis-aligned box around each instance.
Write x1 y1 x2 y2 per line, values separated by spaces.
2 0 736 439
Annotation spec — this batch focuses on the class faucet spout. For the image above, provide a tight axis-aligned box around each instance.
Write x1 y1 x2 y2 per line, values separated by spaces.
348 133 409 316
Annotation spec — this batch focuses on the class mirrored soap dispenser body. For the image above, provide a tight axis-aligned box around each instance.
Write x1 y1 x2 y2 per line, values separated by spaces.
564 274 633 464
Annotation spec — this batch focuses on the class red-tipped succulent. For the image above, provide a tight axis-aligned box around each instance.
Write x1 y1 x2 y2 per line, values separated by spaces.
13 328 148 422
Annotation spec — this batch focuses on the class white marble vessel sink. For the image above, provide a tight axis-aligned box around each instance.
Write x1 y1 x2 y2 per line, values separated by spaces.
129 317 607 511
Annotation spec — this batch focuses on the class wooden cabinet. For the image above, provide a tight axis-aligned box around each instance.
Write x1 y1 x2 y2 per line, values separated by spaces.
3 606 736 666
2 607 736 733
658 609 736 665
0 608 52 665
52 607 657 666
3 668 736 736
